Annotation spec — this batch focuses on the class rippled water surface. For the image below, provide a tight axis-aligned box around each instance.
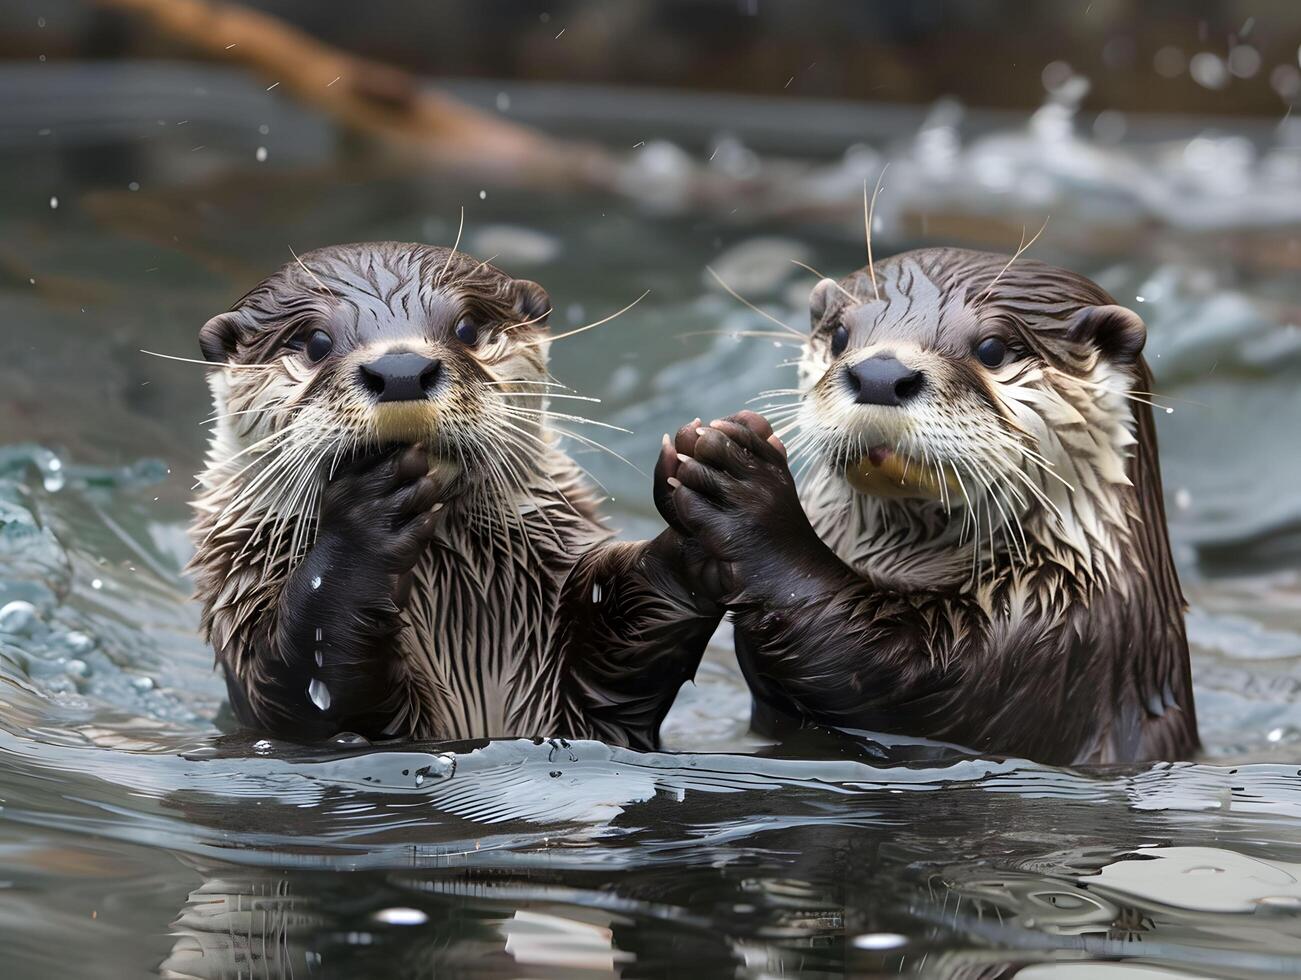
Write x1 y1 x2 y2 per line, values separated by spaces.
3 64 1301 978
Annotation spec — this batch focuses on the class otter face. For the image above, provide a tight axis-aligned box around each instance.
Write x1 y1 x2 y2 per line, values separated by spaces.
795 249 1147 540
198 242 554 496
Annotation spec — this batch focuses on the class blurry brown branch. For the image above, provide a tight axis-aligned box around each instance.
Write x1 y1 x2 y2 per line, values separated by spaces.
96 0 618 188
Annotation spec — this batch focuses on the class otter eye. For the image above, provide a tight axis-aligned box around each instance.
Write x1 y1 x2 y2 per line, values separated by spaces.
455 317 478 346
305 329 333 363
975 336 1008 368
830 324 849 357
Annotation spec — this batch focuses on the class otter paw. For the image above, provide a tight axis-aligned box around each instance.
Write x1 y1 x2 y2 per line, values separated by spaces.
665 411 816 578
318 445 442 576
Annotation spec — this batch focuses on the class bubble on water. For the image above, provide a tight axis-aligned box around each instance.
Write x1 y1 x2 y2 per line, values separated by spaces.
1228 45 1261 80
255 146 268 162
374 907 427 926
1190 52 1229 90
252 739 273 755
63 631 93 654
0 601 38 634
852 933 908 950
308 678 331 711
311 575 322 590
331 732 369 748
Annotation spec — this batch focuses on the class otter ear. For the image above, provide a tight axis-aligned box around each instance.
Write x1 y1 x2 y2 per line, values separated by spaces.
809 277 838 328
1068 304 1146 365
198 310 252 363
512 280 552 326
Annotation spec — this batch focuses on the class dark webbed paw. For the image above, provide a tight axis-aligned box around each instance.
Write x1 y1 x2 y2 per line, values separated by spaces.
658 411 825 600
314 445 442 603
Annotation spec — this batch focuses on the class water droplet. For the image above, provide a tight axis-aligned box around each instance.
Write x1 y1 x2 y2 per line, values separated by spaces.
851 933 908 950
331 732 370 747
132 675 155 691
591 581 603 603
253 739 273 755
311 575 322 590
308 678 331 711
478 189 486 200
315 650 324 667
48 196 58 209
0 601 38 634
91 578 103 590
1268 727 1286 742
373 907 427 926
255 146 268 162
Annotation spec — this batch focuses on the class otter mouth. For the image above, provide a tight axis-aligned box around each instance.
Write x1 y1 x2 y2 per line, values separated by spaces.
844 444 962 500
370 402 440 443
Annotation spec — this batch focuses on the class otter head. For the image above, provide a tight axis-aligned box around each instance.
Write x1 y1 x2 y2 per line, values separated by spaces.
797 247 1151 566
199 242 554 500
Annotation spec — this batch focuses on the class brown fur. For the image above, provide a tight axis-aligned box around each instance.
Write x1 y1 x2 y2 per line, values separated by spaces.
189 242 717 746
661 247 1196 765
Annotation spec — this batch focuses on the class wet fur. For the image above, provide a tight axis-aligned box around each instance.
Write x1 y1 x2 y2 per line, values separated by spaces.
665 247 1195 765
190 242 716 747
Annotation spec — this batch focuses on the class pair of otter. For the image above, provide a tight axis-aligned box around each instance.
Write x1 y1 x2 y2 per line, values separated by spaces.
190 242 1197 765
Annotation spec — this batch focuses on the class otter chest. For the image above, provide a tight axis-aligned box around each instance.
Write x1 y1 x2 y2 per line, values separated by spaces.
399 509 597 739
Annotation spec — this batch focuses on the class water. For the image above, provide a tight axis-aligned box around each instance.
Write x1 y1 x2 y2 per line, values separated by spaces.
2 62 1301 977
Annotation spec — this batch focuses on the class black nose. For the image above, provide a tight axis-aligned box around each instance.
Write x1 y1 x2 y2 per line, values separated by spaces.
844 355 925 406
358 352 442 403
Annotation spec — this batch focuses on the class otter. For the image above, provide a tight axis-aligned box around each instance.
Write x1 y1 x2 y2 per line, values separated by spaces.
655 247 1197 765
189 242 718 748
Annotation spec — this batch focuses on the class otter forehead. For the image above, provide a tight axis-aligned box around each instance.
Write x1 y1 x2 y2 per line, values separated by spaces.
817 247 1116 349
837 257 983 352
239 242 518 346
203 242 551 368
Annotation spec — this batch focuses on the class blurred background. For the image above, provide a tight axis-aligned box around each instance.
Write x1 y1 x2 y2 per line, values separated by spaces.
4 3 1301 978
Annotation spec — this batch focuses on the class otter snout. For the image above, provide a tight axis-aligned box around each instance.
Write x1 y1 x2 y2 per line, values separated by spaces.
843 355 925 406
359 352 442 402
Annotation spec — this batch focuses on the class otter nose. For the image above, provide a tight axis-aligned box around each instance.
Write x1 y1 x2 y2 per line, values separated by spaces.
358 352 442 403
844 355 924 406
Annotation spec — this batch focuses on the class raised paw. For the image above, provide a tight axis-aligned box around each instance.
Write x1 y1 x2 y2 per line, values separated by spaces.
318 444 442 576
662 411 820 585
